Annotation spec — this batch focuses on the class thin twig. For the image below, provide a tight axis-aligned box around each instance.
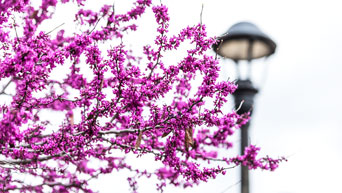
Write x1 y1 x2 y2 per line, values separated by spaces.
11 17 19 42
88 15 104 35
98 125 164 135
45 23 65 35
0 78 12 95
200 3 204 25
235 100 244 112
0 152 65 165
215 40 223 60
220 180 241 193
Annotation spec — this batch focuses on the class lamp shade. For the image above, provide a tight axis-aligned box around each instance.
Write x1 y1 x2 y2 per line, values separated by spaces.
213 22 276 61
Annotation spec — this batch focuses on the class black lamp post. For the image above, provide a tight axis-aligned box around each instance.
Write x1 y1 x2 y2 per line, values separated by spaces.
213 22 276 193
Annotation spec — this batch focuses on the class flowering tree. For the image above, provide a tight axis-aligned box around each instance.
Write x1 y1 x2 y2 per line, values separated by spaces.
0 0 285 192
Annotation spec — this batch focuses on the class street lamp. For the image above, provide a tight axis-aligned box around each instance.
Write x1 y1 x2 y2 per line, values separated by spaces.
213 22 276 193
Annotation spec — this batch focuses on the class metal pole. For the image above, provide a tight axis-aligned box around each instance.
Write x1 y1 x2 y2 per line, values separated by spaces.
240 122 250 193
232 80 258 193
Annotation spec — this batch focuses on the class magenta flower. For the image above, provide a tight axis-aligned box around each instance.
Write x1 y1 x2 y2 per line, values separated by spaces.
0 1 285 192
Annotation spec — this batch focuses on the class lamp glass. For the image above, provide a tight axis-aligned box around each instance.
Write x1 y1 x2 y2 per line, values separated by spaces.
218 39 271 60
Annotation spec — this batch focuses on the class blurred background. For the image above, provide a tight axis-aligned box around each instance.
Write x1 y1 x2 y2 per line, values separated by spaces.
39 0 342 192
164 1 342 193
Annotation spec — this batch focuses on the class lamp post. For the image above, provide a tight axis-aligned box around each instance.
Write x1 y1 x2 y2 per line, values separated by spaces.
213 22 276 193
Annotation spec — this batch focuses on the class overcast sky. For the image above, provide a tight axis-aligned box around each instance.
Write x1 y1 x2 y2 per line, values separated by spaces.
36 0 342 192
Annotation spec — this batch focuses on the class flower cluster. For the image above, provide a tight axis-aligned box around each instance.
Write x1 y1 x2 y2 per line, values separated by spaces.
0 0 285 192
230 145 287 171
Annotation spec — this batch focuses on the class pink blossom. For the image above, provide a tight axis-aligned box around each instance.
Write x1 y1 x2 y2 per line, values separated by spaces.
0 1 285 192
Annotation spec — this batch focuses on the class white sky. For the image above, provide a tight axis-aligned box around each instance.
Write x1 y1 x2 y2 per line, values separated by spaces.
10 0 342 192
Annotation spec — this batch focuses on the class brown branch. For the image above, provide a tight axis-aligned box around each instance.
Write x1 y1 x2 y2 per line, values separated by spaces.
4 181 86 192
0 78 12 95
45 23 65 35
88 15 104 35
0 152 65 165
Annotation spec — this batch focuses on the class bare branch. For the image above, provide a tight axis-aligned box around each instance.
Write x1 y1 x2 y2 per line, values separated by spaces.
45 23 65 35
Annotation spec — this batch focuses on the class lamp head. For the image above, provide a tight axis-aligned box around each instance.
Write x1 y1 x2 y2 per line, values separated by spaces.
213 22 276 61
